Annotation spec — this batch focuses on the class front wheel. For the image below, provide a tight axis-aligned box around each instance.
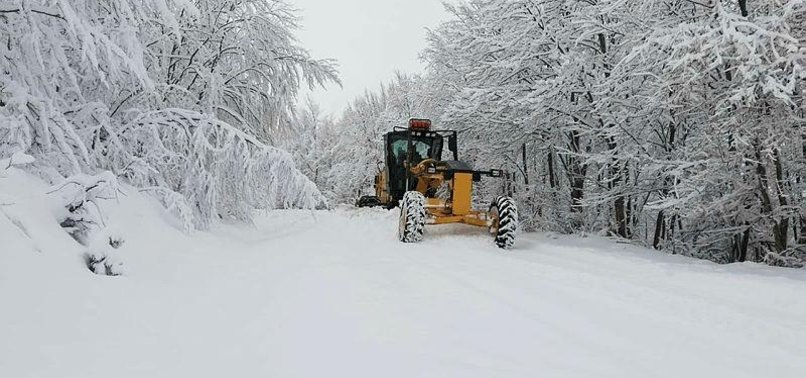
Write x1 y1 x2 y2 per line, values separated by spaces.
489 196 518 249
398 191 426 243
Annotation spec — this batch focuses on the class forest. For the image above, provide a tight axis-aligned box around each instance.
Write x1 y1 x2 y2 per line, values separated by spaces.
2 0 806 266
295 0 806 267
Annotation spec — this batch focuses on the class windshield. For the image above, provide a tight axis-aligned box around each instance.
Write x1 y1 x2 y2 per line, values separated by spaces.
391 139 434 164
384 132 444 200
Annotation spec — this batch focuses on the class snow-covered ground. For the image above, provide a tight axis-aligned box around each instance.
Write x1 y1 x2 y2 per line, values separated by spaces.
2 169 806 378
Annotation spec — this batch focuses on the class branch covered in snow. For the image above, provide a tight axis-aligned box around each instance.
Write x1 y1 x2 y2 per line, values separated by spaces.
0 0 338 229
114 109 325 228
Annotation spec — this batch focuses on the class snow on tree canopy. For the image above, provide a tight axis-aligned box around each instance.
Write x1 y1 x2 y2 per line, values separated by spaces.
115 109 325 228
315 0 806 267
0 0 338 227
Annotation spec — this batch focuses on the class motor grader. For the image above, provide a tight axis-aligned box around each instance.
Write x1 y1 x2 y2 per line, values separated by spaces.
357 118 517 249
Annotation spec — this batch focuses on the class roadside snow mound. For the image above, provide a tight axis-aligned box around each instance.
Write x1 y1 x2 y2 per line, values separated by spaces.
0 167 189 281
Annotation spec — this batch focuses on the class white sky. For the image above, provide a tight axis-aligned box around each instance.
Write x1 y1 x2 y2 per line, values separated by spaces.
291 0 449 117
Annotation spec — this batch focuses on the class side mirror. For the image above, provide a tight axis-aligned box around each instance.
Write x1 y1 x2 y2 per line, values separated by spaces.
448 136 458 159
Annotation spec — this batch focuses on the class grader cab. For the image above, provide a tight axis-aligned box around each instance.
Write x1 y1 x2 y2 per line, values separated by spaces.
357 119 517 249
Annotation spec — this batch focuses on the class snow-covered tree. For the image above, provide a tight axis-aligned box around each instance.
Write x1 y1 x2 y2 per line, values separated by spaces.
0 0 339 228
329 0 806 267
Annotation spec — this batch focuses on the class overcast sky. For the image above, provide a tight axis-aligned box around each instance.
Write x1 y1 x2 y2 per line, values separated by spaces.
292 0 449 117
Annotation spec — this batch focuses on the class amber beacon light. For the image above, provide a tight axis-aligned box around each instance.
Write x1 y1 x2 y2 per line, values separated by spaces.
408 118 432 131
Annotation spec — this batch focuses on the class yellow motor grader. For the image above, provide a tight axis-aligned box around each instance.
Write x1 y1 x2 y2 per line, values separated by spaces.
357 119 517 249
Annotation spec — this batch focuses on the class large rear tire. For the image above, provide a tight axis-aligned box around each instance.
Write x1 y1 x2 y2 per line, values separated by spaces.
398 191 426 243
489 196 517 249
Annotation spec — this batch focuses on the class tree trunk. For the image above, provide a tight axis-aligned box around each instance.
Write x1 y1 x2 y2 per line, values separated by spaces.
772 148 789 252
522 143 529 185
653 210 665 249
735 225 750 262
547 146 557 189
567 130 586 215
754 139 776 260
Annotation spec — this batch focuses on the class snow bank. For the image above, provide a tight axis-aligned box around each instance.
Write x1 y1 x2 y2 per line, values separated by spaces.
0 166 188 281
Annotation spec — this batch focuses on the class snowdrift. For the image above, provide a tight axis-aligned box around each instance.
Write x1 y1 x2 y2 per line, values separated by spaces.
0 165 188 280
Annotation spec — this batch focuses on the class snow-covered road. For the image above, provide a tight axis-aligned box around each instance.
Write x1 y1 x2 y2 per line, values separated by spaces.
3 204 806 378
